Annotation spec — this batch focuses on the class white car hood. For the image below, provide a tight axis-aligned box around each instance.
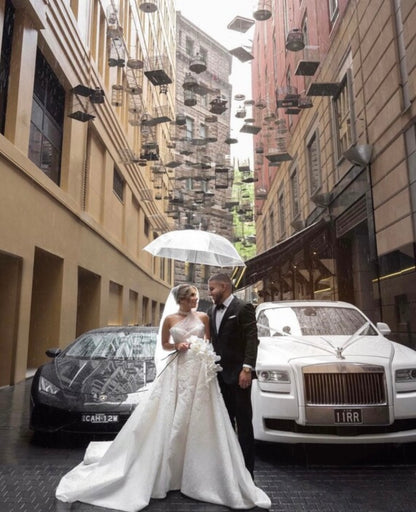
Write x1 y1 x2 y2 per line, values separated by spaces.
257 334 395 365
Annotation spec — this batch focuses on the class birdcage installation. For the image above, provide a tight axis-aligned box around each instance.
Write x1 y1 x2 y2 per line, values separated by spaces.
252 0 272 21
298 94 313 109
175 113 186 125
182 72 198 91
206 123 218 143
153 104 173 124
141 139 159 161
255 186 267 200
189 52 207 74
139 0 157 13
144 54 172 86
276 86 299 108
235 105 247 118
238 158 250 172
128 96 141 115
192 151 212 170
266 134 293 163
184 89 197 107
111 84 124 107
286 29 305 51
178 139 193 156
124 66 143 95
209 94 227 115
295 45 321 76
108 36 125 67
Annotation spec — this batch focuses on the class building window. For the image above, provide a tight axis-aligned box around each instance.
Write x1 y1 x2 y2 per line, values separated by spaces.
185 116 194 140
0 0 15 134
200 46 208 64
29 50 65 185
328 0 339 23
185 37 194 56
333 72 354 160
307 131 321 195
185 261 195 282
113 167 124 201
290 168 300 219
201 264 210 284
278 187 285 237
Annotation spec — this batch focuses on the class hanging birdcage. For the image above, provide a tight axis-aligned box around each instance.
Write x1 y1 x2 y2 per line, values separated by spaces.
286 29 305 51
144 54 172 86
184 89 197 107
276 86 299 108
111 84 124 107
255 97 267 109
253 0 272 21
176 113 186 125
108 36 125 67
182 72 198 91
215 166 229 189
255 143 264 154
206 123 218 143
139 0 157 13
235 105 247 118
209 95 227 115
189 52 207 74
255 186 267 200
298 94 313 108
127 96 141 115
124 67 143 95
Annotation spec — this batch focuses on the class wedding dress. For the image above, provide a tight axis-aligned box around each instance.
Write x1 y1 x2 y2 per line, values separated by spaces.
56 312 271 512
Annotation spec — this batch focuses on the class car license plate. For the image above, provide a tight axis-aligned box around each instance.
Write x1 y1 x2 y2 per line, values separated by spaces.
334 408 362 424
81 413 119 424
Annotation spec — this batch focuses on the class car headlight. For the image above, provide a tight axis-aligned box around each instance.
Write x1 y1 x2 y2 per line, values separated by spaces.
396 369 416 382
39 376 60 395
257 369 290 383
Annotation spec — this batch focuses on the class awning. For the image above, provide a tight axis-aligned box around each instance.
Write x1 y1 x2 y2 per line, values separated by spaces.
235 219 328 288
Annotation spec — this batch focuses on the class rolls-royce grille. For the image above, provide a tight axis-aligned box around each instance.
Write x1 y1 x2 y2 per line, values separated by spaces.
304 366 386 406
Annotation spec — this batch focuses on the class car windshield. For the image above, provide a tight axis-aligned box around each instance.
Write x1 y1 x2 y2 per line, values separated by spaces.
64 330 157 359
257 306 377 337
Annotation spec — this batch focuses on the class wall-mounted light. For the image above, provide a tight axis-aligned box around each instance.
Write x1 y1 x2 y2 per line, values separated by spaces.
343 144 373 166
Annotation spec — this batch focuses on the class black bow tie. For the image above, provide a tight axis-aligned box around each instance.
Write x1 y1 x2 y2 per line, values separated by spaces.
216 303 225 310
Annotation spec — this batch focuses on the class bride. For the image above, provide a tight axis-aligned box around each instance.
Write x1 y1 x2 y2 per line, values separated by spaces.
55 284 271 512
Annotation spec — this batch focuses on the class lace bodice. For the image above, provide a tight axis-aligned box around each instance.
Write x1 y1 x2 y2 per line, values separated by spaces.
170 312 205 344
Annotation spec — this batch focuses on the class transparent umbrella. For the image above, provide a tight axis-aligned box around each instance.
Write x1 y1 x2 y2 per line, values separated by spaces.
143 229 245 267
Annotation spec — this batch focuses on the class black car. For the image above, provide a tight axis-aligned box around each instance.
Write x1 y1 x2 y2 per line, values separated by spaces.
30 326 158 434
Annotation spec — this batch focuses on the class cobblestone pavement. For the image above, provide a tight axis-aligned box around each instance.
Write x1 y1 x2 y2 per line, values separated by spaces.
2 379 416 512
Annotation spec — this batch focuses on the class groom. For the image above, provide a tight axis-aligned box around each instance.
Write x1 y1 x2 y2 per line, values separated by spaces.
208 273 259 477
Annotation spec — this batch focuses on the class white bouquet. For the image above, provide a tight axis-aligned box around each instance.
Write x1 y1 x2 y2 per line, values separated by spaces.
187 336 222 381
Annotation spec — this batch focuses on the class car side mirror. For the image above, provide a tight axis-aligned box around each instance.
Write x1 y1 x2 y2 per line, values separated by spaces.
45 348 61 358
376 322 391 336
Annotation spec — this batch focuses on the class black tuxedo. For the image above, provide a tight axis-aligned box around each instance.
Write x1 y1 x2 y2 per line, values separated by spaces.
209 296 259 476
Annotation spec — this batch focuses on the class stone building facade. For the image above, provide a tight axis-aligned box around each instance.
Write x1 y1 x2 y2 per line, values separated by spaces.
239 0 416 345
173 12 234 307
0 0 176 385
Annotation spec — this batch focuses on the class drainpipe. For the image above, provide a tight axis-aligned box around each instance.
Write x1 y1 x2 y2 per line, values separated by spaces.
354 0 383 321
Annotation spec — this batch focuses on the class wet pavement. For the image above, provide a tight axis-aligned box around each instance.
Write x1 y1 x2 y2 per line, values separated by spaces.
2 378 416 511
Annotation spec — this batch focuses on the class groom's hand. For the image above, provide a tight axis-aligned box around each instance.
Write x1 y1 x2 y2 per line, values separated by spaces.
238 370 252 389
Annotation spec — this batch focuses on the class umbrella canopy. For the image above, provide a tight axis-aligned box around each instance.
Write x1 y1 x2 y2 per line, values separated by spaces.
143 229 245 267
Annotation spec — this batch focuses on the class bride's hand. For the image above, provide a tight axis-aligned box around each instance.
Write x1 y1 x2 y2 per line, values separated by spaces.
175 341 190 352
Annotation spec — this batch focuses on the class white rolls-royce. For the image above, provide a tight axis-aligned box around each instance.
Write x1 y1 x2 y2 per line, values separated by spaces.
252 300 416 444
